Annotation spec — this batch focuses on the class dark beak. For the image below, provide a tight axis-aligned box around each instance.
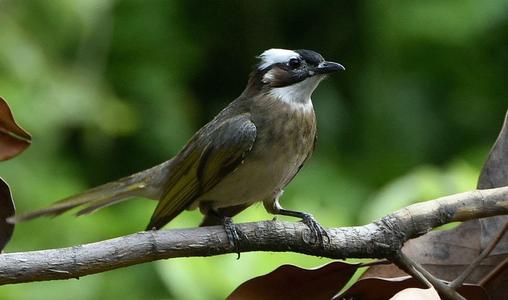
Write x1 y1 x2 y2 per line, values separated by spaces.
315 61 345 74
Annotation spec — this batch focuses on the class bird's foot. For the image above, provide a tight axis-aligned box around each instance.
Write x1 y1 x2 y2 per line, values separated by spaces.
223 217 241 259
300 213 330 246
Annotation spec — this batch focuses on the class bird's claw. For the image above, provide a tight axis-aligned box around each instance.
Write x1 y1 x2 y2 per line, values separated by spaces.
223 217 241 259
301 213 329 245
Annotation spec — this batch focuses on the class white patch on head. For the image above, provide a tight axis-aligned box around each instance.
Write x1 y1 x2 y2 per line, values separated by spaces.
268 76 324 110
258 48 300 70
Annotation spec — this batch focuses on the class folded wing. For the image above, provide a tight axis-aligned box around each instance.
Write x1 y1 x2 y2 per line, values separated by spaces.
146 113 257 230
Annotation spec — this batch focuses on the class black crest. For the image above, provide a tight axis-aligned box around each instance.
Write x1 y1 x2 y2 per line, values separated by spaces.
295 49 324 67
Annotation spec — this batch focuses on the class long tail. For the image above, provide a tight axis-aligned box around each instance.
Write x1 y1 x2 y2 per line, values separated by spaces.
7 161 172 223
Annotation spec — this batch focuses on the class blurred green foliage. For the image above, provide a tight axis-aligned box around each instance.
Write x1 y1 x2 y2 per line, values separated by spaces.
0 0 506 299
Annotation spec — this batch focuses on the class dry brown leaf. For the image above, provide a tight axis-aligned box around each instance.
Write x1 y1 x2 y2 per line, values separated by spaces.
227 261 360 300
0 97 31 160
0 97 29 250
476 109 508 259
336 276 487 300
0 178 15 252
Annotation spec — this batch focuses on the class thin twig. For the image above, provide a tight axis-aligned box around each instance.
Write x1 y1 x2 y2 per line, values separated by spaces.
392 251 466 300
450 221 508 289
390 251 432 288
479 255 508 287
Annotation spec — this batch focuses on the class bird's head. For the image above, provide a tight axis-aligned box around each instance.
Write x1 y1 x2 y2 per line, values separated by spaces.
248 48 344 103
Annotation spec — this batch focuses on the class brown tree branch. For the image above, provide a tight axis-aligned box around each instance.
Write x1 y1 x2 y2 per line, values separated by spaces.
1 185 508 285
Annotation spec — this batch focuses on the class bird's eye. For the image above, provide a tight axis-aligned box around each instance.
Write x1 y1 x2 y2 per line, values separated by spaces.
288 58 301 69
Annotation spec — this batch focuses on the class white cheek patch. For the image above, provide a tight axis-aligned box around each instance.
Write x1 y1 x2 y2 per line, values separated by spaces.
258 48 299 70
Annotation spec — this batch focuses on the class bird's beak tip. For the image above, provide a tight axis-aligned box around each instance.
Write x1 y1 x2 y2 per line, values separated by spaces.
316 61 345 74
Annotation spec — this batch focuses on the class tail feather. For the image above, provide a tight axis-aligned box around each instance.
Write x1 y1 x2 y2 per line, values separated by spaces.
7 161 172 224
75 196 137 216
7 177 145 223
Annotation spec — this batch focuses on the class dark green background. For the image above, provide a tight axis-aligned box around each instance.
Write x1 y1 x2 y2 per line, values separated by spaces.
0 1 506 299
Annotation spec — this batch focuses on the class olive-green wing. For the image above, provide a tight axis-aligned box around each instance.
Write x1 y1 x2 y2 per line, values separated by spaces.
146 114 257 230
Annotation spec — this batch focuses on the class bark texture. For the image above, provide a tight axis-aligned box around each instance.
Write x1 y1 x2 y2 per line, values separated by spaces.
1 186 508 285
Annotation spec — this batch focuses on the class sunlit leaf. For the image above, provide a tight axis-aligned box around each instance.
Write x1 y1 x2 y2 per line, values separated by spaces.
389 287 439 300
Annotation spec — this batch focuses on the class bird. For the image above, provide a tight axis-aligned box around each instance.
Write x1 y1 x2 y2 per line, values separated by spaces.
9 48 344 247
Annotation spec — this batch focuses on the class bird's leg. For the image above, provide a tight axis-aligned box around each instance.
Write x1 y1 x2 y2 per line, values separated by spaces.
277 209 330 246
222 216 241 259
264 191 329 245
204 208 242 259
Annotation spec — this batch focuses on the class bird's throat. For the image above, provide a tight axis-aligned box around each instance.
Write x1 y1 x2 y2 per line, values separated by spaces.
268 76 322 109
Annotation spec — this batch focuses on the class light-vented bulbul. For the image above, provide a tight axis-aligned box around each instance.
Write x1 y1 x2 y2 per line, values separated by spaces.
9 48 344 244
